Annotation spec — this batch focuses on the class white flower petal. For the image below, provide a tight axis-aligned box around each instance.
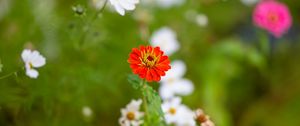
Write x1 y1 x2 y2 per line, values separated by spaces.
150 27 180 56
177 106 196 126
127 99 142 111
196 14 208 27
129 0 139 4
31 54 46 68
109 0 118 5
170 97 181 107
161 60 186 82
121 108 128 116
22 49 46 68
21 49 32 62
241 0 258 6
161 97 195 125
173 78 194 96
21 49 46 79
164 114 178 124
26 68 39 78
159 83 176 100
25 63 31 70
119 0 135 10
109 0 138 16
161 101 171 112
135 111 144 119
119 99 144 126
119 117 131 126
131 120 143 126
114 4 125 16
82 106 93 117
156 0 185 8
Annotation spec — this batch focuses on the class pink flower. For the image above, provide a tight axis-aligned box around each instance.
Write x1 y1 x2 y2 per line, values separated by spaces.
253 0 292 38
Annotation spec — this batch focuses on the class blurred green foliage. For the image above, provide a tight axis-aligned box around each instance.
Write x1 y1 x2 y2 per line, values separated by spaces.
0 0 300 126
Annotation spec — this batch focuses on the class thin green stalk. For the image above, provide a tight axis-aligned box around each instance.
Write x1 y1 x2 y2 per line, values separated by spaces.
0 71 17 80
0 67 24 80
141 79 149 126
79 0 108 47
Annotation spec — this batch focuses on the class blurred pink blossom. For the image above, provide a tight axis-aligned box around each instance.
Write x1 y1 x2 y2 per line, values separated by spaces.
253 0 292 38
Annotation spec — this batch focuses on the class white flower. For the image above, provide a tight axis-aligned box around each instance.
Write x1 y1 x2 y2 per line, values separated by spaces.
240 0 258 6
139 0 155 6
119 99 144 126
109 0 139 16
185 10 208 27
195 14 208 27
150 27 180 56
82 106 93 117
194 109 215 126
177 107 196 126
155 0 185 8
91 0 106 9
159 60 194 100
162 97 196 126
0 0 10 21
21 49 46 79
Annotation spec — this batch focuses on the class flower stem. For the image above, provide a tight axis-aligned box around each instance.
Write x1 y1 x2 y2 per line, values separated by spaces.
0 71 17 80
141 79 149 126
0 67 24 80
79 0 108 47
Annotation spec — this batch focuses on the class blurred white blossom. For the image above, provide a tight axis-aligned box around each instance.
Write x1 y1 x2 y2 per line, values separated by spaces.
185 10 208 27
159 60 194 100
241 0 258 6
140 0 184 8
0 0 10 21
82 106 93 117
162 97 196 126
195 14 208 27
109 0 139 16
119 99 144 126
91 0 106 9
150 27 180 56
0 59 2 72
21 49 46 79
155 0 185 8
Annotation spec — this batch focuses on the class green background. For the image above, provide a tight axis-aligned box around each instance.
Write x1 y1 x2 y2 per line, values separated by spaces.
1 0 300 126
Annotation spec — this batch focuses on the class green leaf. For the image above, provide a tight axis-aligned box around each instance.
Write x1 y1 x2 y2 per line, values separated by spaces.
0 63 2 73
143 84 166 126
127 74 142 89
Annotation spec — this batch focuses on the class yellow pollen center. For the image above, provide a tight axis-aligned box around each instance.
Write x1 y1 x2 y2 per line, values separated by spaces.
126 112 135 120
29 62 33 69
169 108 176 115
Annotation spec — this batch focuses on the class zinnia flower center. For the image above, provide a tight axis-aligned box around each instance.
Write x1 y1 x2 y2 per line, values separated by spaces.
147 56 154 61
126 112 135 120
267 12 279 24
141 52 159 68
169 108 176 115
196 114 207 123
128 45 171 82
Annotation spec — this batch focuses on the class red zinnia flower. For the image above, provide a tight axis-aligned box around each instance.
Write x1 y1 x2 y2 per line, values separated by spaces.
128 45 171 82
